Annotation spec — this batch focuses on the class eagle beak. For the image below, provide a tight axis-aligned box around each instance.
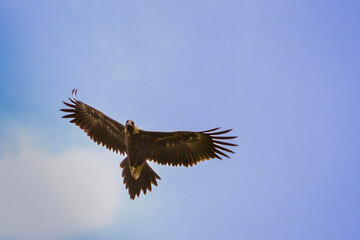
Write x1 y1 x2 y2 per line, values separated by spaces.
129 164 144 180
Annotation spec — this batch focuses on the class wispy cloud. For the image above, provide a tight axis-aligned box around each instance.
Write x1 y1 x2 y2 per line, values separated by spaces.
0 131 121 240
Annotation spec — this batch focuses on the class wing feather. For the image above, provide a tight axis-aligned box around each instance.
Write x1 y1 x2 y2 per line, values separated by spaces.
141 128 237 167
60 89 126 155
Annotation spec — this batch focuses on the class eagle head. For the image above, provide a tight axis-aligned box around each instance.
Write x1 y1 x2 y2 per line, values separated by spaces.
125 120 136 134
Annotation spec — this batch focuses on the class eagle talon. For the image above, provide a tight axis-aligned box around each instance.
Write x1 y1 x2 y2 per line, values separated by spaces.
130 165 144 180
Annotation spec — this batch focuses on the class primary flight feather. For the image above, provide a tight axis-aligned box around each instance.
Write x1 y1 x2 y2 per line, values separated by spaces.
61 89 237 199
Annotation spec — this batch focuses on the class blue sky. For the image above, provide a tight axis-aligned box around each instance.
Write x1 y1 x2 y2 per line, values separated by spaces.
0 0 359 239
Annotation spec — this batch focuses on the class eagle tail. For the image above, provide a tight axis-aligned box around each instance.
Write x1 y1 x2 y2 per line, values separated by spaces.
120 157 161 199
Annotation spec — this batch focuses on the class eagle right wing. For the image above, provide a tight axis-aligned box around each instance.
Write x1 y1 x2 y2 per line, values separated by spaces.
140 128 237 167
60 89 127 155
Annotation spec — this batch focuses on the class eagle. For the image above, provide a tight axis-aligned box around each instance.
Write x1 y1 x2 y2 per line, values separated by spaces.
61 89 237 199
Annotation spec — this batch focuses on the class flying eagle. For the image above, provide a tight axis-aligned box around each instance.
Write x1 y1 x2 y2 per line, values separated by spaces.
61 89 237 199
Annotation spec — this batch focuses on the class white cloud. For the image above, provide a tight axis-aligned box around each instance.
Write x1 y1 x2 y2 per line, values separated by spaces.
0 133 122 240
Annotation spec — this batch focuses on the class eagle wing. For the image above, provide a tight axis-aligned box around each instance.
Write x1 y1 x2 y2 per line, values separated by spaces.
60 89 127 155
140 128 237 167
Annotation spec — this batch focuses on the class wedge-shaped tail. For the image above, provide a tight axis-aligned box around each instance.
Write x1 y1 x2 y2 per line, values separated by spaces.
120 157 161 199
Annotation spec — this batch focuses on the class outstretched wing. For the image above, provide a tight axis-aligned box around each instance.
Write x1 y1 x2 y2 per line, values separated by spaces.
140 128 237 167
60 89 126 155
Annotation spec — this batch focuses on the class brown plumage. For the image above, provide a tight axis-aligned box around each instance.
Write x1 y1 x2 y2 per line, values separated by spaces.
61 89 237 199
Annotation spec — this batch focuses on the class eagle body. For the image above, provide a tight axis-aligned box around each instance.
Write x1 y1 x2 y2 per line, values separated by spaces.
125 121 148 179
61 89 237 199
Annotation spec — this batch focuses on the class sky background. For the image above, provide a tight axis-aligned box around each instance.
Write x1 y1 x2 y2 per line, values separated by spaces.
0 0 359 240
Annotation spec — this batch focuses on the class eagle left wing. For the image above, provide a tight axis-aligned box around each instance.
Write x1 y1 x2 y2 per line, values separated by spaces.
60 89 127 155
140 128 237 167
